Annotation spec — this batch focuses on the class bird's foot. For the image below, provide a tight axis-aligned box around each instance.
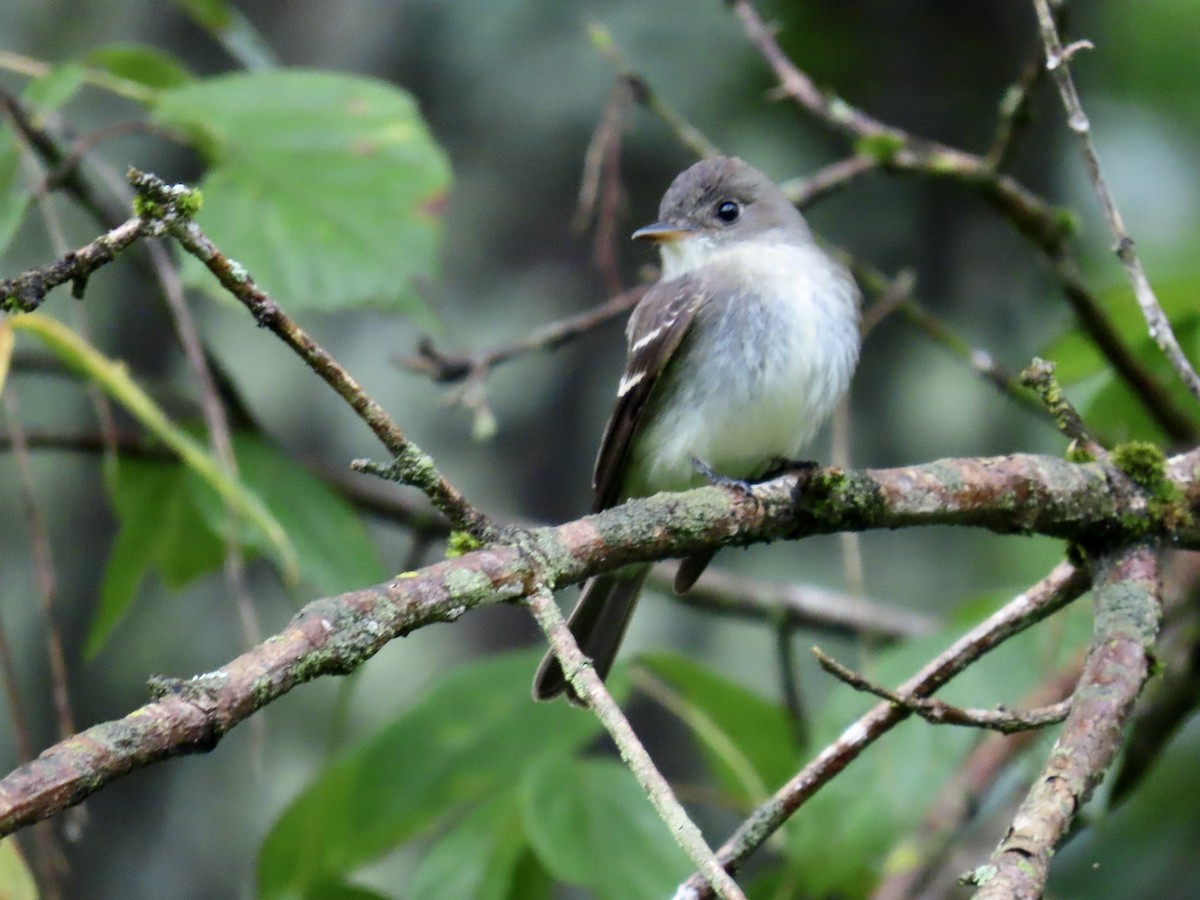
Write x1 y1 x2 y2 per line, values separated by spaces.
690 456 757 497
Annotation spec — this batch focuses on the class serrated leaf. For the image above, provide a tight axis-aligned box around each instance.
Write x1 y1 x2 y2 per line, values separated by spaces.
153 70 450 323
638 652 796 803
257 650 603 898
408 792 529 900
86 44 192 91
520 755 693 900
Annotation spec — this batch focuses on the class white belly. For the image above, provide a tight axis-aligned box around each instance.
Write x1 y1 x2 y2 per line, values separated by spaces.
628 241 859 494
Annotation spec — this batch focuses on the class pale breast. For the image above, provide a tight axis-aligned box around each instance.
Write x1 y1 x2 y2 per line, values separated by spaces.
629 240 859 493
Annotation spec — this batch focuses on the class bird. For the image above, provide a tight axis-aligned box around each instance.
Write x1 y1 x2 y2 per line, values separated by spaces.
533 155 861 703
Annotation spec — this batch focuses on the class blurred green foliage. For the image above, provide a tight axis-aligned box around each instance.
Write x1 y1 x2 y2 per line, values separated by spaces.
0 1 1199 898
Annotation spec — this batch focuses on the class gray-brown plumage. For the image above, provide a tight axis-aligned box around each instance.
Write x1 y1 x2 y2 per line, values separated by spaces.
533 156 861 703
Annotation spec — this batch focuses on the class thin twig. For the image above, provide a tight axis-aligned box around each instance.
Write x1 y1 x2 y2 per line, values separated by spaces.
1046 254 1196 443
126 170 490 538
677 561 1091 897
575 77 632 295
660 566 936 643
903 300 1052 421
813 647 1071 734
0 216 150 312
1 393 75 746
1 391 74 898
871 659 1084 900
1032 0 1200 407
524 586 747 900
1020 357 1105 458
588 23 723 160
781 155 878 211
859 268 916 338
399 285 647 385
983 1 1066 170
966 545 1161 898
774 625 809 745
728 0 1199 444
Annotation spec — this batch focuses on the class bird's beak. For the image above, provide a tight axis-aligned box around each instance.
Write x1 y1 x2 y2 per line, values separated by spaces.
632 222 694 243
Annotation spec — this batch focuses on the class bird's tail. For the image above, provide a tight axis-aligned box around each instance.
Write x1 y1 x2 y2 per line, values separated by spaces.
531 566 649 704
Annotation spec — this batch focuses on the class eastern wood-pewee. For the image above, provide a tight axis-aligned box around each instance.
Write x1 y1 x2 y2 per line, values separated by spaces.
533 156 861 703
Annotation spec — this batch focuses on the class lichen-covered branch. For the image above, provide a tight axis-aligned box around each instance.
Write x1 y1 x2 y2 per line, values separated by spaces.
872 661 1084 900
0 216 149 312
0 439 1188 837
966 544 1161 899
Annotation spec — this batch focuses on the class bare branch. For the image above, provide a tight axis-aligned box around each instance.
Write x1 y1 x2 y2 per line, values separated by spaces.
781 155 878 211
966 544 1161 898
813 647 1071 734
588 23 723 160
661 566 936 643
1032 0 1200 408
677 562 1092 898
399 285 646 385
872 661 1084 900
525 587 746 900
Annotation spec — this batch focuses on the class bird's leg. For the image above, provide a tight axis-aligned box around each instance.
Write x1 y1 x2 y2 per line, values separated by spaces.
690 456 758 497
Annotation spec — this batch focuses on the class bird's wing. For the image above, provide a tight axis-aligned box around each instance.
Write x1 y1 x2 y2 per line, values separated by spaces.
592 275 706 512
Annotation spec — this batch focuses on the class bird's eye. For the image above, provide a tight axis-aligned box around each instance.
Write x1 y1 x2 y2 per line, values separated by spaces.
715 200 740 223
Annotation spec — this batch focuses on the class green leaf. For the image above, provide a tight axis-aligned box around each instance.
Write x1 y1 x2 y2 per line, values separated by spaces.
22 62 87 110
170 0 231 30
408 793 529 900
90 429 385 655
187 433 386 596
257 650 603 898
0 838 38 900
13 314 298 581
504 850 555 900
86 44 192 91
1043 280 1200 383
0 128 28 257
296 878 390 900
13 314 297 584
638 652 796 804
90 456 227 657
520 755 693 900
153 70 450 323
